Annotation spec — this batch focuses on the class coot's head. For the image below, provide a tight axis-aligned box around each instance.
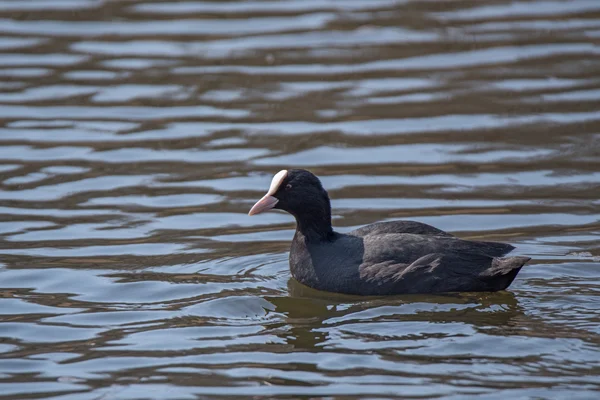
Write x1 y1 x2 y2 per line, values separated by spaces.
248 169 329 215
248 169 332 239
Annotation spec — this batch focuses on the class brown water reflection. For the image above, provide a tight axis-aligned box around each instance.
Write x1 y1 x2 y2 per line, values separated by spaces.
1 0 599 398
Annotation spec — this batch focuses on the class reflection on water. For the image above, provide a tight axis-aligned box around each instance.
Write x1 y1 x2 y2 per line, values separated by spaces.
1 0 599 398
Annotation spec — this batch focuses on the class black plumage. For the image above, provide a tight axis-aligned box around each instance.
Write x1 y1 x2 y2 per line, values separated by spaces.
249 169 530 296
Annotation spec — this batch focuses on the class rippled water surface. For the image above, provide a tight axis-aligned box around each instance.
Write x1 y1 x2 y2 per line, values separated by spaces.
1 0 600 398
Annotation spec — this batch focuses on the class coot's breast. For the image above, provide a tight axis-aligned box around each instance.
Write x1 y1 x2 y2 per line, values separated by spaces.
290 233 365 293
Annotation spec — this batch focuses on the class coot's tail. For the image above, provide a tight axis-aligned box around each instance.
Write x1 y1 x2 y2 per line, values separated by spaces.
480 256 531 291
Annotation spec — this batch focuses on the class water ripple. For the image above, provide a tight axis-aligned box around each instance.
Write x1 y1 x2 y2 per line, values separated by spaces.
1 0 599 398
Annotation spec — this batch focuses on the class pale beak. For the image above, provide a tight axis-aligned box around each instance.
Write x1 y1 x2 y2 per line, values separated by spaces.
249 169 288 216
248 194 279 216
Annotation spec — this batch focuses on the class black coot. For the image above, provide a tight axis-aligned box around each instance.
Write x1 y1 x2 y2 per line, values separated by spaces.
249 169 530 295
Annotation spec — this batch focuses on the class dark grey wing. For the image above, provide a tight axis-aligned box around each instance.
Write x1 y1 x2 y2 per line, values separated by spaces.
358 252 530 295
360 233 515 265
427 236 515 258
351 221 516 257
351 220 454 237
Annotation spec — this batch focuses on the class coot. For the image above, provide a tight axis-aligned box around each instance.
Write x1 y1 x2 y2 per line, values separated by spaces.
249 169 530 295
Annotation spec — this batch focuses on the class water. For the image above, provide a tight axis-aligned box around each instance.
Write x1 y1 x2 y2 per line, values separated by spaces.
1 0 599 398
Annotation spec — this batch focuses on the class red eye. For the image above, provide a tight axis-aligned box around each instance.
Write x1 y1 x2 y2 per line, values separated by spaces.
285 184 292 190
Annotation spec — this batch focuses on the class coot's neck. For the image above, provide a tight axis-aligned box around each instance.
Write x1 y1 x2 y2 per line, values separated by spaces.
293 203 334 243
